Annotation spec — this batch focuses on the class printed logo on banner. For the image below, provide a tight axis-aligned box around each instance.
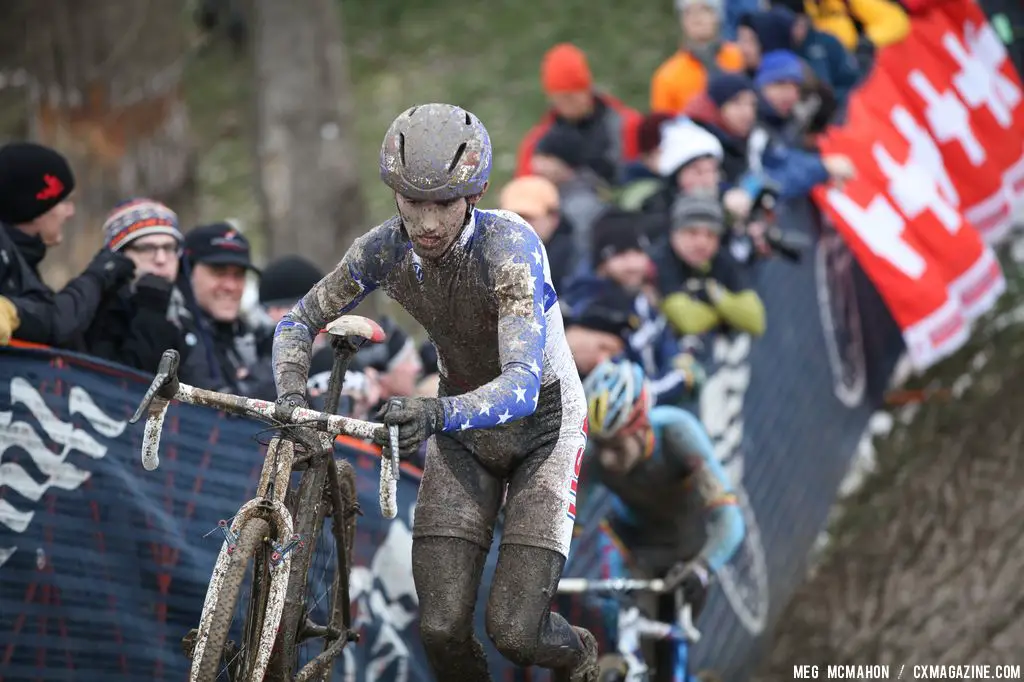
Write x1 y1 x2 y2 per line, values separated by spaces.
815 223 867 408
0 377 126 568
344 513 419 682
698 335 770 635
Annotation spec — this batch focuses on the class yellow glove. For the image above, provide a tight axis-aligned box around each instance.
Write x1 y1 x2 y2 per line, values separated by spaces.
0 296 20 345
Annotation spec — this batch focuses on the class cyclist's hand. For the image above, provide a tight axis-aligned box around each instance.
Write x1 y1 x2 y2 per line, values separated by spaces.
665 560 711 619
373 396 444 457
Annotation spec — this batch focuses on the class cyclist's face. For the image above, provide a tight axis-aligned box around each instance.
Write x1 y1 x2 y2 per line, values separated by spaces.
396 194 468 259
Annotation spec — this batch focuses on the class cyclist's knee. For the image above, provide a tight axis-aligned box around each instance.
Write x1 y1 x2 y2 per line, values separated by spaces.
419 608 474 653
485 599 539 666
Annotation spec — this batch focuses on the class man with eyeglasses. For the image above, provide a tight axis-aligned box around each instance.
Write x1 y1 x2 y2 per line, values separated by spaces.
85 199 209 381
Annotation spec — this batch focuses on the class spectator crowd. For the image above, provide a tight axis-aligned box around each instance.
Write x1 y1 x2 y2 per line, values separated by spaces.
0 0 916 441
1 0 1019 676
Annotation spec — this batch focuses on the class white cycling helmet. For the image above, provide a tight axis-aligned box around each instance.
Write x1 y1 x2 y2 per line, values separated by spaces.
583 359 651 440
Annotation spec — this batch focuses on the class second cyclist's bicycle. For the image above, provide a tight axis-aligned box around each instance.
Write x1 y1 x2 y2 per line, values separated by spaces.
558 577 713 682
130 314 400 682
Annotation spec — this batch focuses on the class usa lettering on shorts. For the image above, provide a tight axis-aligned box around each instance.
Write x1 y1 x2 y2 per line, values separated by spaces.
566 417 588 521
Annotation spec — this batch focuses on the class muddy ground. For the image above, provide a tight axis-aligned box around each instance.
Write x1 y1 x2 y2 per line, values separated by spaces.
755 256 1024 675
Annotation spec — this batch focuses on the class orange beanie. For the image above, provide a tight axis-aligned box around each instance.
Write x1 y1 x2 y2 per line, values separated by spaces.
541 43 593 94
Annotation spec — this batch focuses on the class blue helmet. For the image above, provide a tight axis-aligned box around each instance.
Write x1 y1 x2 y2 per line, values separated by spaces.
583 359 651 439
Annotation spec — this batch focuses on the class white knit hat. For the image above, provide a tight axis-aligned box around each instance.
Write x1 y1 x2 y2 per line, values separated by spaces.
656 118 724 178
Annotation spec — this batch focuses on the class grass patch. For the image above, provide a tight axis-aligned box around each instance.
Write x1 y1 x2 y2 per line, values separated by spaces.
185 0 679 232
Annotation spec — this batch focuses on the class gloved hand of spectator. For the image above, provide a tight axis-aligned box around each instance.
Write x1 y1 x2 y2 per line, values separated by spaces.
0 296 20 345
672 352 706 396
823 154 856 187
132 273 175 311
373 396 445 458
85 249 136 291
664 559 711 619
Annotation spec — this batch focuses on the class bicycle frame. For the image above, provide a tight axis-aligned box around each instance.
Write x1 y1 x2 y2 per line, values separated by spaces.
557 578 701 682
130 320 400 681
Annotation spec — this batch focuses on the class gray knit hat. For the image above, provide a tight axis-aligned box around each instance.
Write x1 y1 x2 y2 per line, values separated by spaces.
671 194 725 233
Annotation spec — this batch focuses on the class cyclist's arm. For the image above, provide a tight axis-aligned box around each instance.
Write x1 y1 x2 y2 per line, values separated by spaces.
272 220 406 399
661 409 746 572
439 214 547 432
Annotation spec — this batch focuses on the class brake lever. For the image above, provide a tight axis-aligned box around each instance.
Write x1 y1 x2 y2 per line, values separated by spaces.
129 350 181 424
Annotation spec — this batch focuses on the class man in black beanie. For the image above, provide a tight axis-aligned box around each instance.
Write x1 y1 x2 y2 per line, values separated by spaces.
0 142 135 348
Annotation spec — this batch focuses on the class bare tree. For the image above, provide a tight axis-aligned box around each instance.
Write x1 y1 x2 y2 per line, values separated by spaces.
251 0 367 274
2 0 197 287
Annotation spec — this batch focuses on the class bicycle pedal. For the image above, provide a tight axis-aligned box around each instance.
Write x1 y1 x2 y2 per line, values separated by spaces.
270 533 304 566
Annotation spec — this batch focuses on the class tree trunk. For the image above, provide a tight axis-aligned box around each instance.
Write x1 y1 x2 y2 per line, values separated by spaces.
4 0 197 288
252 0 367 277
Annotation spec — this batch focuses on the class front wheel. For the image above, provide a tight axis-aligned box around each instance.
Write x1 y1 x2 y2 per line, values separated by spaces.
193 517 272 682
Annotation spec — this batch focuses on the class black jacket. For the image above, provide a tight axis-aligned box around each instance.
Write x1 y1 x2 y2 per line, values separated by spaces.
84 275 210 383
0 224 123 349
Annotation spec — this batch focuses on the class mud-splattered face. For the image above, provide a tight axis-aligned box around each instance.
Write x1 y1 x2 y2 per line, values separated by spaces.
395 194 468 259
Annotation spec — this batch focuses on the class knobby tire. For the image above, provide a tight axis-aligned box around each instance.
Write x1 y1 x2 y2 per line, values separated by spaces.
194 517 272 682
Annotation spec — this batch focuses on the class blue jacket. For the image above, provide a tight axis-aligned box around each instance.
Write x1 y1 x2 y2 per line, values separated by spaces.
797 26 861 104
563 275 693 406
750 102 829 199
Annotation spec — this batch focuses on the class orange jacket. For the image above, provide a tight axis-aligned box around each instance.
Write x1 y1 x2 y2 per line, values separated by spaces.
650 44 746 115
803 0 910 49
514 92 643 178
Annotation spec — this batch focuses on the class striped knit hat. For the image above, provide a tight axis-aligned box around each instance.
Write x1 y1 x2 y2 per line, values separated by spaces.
102 198 183 251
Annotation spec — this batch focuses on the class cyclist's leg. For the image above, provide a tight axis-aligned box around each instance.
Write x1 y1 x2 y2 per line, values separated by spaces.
486 400 597 677
412 433 503 681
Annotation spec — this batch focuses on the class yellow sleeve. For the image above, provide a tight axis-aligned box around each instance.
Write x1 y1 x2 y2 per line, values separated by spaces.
662 292 720 336
850 0 910 47
712 289 766 337
651 56 682 115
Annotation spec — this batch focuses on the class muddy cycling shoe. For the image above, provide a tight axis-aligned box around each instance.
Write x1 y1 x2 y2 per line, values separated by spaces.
554 626 599 682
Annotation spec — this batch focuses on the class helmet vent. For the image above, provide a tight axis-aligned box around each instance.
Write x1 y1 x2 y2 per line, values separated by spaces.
398 133 407 165
408 106 419 117
464 112 472 125
447 142 467 173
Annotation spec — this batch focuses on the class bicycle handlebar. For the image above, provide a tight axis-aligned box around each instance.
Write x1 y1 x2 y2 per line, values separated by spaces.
129 349 401 519
555 577 702 642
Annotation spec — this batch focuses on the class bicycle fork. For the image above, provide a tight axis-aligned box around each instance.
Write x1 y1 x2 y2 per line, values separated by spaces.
189 496 296 681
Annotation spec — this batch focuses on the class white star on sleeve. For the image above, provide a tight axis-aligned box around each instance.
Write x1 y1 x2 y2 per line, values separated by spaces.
513 385 527 403
532 248 542 265
528 360 541 375
508 230 524 244
460 421 472 431
532 391 539 408
530 319 543 334
528 275 538 292
477 402 492 416
497 409 512 424
451 403 460 417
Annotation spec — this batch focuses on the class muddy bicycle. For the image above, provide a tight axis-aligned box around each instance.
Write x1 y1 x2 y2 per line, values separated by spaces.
129 315 400 682
557 577 706 682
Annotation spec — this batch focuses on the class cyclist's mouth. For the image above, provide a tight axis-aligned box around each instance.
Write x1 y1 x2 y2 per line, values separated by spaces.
414 235 443 249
